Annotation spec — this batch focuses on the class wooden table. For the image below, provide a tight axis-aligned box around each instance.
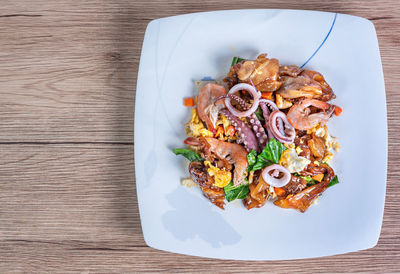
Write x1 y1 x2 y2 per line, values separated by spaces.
0 0 399 272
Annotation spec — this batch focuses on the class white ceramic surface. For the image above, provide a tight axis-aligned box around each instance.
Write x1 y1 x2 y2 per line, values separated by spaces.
135 9 387 260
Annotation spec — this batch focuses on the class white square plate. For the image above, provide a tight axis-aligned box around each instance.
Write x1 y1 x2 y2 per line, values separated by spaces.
135 9 387 260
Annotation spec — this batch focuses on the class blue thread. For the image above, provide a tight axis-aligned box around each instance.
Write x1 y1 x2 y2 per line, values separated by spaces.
300 13 337 68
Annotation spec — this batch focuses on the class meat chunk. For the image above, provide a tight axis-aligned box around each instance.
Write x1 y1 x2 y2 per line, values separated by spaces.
188 161 210 188
188 161 225 209
274 163 335 212
243 171 271 210
294 134 312 160
300 70 335 102
277 75 323 99
279 65 304 77
224 63 241 89
224 54 282 92
199 137 233 171
274 179 328 213
308 135 326 160
299 162 334 180
283 175 308 195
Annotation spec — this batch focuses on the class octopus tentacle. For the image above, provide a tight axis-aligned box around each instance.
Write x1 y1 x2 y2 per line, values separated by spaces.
227 94 250 111
225 95 269 149
219 109 260 153
259 101 273 140
214 94 252 111
249 113 269 148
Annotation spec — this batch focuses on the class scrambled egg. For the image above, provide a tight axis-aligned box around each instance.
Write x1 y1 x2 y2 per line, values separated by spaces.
185 108 213 137
276 94 293 109
295 146 303 154
307 124 340 163
284 143 295 149
215 114 238 141
185 108 237 141
307 124 340 151
279 148 311 173
216 113 231 133
322 152 334 163
204 161 231 188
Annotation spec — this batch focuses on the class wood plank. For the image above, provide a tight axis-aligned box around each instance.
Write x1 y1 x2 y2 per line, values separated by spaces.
0 0 399 143
2 243 400 273
0 2 142 143
0 144 142 244
0 142 398 272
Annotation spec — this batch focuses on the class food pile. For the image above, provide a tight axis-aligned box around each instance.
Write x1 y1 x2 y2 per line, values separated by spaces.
174 54 341 212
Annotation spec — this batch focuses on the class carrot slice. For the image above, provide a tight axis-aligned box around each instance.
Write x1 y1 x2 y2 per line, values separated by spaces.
334 105 342 116
274 187 286 197
184 97 195 107
312 173 324 182
215 125 224 138
261 92 273 100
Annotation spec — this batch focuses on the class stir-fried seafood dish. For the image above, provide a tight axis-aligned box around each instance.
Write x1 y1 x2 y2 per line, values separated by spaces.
174 54 341 212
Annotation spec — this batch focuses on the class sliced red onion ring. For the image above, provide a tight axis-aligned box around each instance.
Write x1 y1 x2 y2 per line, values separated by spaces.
259 99 279 140
259 99 283 132
269 110 295 144
259 99 279 114
262 164 291 188
249 78 257 90
225 83 260 117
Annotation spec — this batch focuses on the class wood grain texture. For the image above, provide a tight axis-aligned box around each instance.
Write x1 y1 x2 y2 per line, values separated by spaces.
0 0 399 272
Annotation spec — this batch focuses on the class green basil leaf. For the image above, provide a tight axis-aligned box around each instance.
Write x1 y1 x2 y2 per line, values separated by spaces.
173 148 203 162
246 149 257 171
248 138 287 171
264 138 288 164
231 56 245 67
250 160 272 171
254 107 265 124
293 173 317 186
294 172 339 187
301 176 317 186
224 181 249 202
328 175 339 187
